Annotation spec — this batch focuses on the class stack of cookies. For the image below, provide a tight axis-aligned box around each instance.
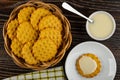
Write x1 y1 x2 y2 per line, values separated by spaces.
7 7 63 65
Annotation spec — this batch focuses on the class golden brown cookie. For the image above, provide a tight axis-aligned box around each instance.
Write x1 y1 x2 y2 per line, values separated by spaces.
11 38 23 57
76 53 101 78
31 8 52 30
7 19 18 40
17 21 37 44
40 28 62 48
32 38 57 62
21 42 38 65
18 7 35 23
39 15 62 31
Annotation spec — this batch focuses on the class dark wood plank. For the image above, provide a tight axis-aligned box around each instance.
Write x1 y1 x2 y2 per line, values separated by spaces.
0 0 120 79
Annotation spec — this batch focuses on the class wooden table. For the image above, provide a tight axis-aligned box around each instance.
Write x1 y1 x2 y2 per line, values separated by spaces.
0 0 120 79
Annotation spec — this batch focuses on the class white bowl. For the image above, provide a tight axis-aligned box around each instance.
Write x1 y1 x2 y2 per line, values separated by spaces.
86 11 116 41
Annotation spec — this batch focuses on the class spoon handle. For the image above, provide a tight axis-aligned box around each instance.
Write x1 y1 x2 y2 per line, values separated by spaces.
62 2 93 23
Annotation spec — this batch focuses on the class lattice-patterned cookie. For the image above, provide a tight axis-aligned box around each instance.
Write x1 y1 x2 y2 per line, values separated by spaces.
39 15 62 31
40 28 62 48
33 38 57 62
17 21 37 44
31 8 52 30
21 42 38 65
11 38 23 57
18 7 35 23
7 19 18 40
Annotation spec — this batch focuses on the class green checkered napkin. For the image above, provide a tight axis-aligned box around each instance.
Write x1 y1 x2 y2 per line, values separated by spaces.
4 66 66 80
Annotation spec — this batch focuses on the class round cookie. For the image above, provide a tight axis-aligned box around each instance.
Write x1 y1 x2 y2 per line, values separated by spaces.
32 38 57 62
18 7 35 23
11 38 23 57
17 21 37 44
7 19 18 40
76 53 101 78
31 8 52 30
40 28 62 48
39 14 62 31
21 42 38 65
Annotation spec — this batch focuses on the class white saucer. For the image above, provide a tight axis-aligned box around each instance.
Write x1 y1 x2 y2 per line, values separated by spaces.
65 41 116 80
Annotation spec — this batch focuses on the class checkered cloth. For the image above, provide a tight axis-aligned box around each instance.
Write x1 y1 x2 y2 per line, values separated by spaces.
4 66 66 80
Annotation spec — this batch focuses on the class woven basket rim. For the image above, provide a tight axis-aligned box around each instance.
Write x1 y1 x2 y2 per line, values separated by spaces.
3 1 72 70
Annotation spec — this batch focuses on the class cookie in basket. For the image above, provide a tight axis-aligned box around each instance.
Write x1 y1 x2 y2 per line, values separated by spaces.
40 28 62 48
39 14 62 31
31 8 52 30
21 42 38 65
32 38 57 62
11 38 23 57
17 21 37 44
18 7 35 23
7 19 18 40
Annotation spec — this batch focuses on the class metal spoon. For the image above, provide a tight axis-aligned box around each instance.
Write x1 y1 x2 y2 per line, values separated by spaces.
62 2 93 23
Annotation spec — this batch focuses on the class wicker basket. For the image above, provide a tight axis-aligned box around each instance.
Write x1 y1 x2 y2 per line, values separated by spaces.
3 1 72 70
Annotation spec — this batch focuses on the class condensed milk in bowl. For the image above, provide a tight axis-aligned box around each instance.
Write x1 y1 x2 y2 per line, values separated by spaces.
86 11 116 41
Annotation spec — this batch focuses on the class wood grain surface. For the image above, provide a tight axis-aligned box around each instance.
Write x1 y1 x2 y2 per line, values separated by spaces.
0 0 120 79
